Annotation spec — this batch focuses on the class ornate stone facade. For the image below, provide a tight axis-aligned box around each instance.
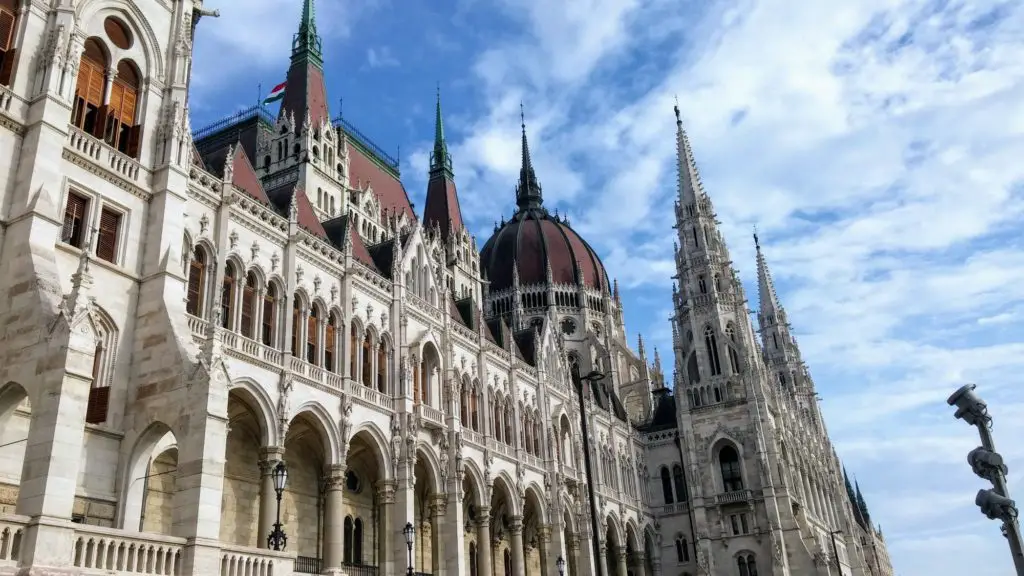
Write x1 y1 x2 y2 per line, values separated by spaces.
0 2 893 576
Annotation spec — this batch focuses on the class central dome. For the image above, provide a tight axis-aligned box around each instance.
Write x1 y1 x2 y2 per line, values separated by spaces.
480 209 608 293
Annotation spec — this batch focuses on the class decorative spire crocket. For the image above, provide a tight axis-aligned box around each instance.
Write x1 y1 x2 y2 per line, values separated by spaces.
293 0 323 67
429 86 454 181
516 104 544 212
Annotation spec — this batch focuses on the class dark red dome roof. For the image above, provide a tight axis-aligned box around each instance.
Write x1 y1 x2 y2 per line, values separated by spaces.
480 209 609 293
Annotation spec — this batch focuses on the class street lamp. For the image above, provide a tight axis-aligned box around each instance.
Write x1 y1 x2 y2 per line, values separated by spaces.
267 461 288 551
948 384 1024 576
572 369 606 576
557 555 566 576
403 521 415 576
828 530 842 575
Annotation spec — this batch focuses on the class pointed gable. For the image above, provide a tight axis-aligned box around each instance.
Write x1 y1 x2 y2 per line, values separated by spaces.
345 137 415 222
322 214 382 275
229 147 271 205
265 185 327 239
424 178 464 239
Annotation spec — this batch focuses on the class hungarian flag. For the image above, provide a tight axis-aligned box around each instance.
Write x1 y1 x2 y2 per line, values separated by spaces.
263 82 286 105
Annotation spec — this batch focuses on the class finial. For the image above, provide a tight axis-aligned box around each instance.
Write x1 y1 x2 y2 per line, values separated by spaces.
520 101 526 130
673 95 681 124
753 224 760 249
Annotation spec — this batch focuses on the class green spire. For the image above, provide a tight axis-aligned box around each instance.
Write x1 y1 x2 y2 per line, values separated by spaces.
429 86 454 180
292 0 323 67
516 104 544 212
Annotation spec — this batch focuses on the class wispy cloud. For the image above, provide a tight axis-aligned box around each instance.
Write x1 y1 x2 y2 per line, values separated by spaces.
366 47 400 69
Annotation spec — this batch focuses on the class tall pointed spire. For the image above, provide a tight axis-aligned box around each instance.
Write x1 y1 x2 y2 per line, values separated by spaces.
429 86 454 181
674 100 706 205
293 0 323 67
754 230 783 320
516 104 544 212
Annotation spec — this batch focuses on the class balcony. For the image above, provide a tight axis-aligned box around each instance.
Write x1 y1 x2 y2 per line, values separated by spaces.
0 514 26 567
415 402 445 429
344 378 395 411
66 125 145 185
715 489 753 505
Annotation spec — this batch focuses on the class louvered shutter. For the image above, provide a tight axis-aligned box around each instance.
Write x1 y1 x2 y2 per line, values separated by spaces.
62 193 87 245
261 295 275 345
86 386 110 424
126 124 143 159
96 208 120 263
186 260 203 316
241 285 254 338
0 9 15 52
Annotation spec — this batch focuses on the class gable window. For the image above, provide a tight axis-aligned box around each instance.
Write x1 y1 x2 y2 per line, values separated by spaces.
95 207 122 263
719 445 743 492
62 192 90 248
0 0 18 86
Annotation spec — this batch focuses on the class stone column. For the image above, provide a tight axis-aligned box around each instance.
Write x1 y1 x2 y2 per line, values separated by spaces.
322 464 347 573
595 540 608 576
617 547 628 576
394 456 416 574
477 506 493 576
510 515 525 576
258 447 286 549
538 525 552 576
631 552 647 576
444 477 466 576
548 522 567 576
431 495 447 576
378 481 396 576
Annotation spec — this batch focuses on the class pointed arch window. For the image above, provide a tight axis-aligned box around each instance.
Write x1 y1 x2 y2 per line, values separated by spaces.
349 325 359 379
186 248 206 317
697 275 707 294
85 342 110 424
672 464 687 502
704 327 721 376
725 325 741 373
377 340 387 392
738 554 758 576
461 383 470 424
361 334 372 387
306 305 319 365
675 536 689 562
291 299 301 357
504 404 513 446
469 543 478 576
353 517 363 565
719 445 743 492
262 283 277 347
221 262 236 329
660 467 674 504
504 549 512 576
241 272 257 339
325 314 336 372
471 386 480 431
343 516 353 564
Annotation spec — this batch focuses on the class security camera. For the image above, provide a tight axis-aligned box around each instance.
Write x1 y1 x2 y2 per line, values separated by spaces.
947 383 990 427
976 489 1019 522
968 447 1008 481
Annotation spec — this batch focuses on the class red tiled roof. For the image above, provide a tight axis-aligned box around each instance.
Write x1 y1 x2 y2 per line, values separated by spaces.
293 187 327 239
348 145 415 222
281 63 330 130
347 217 380 274
424 177 464 238
230 147 271 205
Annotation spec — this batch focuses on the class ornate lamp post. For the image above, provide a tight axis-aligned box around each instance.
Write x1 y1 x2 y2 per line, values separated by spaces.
557 555 566 576
403 521 415 576
572 369 606 576
267 461 288 551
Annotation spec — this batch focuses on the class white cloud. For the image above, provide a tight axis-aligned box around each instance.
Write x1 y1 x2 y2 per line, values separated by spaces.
366 47 400 69
443 0 1024 573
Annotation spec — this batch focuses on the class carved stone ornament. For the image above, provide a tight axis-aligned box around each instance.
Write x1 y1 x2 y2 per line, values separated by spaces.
250 241 260 261
229 229 239 249
296 264 304 284
271 252 280 272
314 275 322 294
330 284 338 302
199 213 210 234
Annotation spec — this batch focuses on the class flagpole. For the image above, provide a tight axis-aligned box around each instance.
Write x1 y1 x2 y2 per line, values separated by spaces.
257 83 262 110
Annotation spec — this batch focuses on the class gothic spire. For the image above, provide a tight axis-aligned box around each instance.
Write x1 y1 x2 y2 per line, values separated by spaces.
754 231 783 320
429 86 454 181
516 104 544 212
674 101 707 206
293 0 323 67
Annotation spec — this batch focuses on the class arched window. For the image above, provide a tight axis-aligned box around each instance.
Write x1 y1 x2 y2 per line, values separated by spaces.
349 325 359 379
325 314 336 372
306 305 319 365
673 464 687 502
704 327 722 376
361 335 372 387
0 0 18 86
469 542 478 576
221 262 236 329
241 272 257 339
738 554 758 576
698 275 707 294
461 383 469 423
291 299 301 357
186 248 205 316
106 60 142 156
343 516 353 564
73 39 108 136
262 283 277 347
714 386 722 403
778 372 787 387
504 404 513 446
720 446 743 492
353 517 363 565
503 549 512 576
377 340 387 392
675 536 689 562
471 387 480 431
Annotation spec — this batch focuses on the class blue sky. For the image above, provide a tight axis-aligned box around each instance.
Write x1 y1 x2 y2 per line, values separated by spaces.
189 1 1024 574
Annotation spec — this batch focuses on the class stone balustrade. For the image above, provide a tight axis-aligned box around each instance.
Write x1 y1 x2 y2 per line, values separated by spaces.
71 523 186 575
66 125 144 183
0 514 26 567
219 543 293 576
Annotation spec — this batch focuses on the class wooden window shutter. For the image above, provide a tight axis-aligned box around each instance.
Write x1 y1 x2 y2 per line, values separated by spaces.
291 304 300 356
325 320 335 371
86 386 110 424
186 259 204 316
62 193 88 246
0 9 15 52
92 104 110 139
261 292 275 346
0 48 15 86
126 124 143 159
96 208 121 263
